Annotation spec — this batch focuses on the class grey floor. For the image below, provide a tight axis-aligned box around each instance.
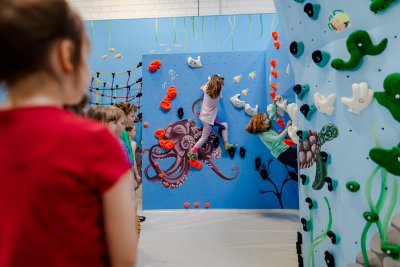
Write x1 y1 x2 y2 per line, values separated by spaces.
136 188 300 267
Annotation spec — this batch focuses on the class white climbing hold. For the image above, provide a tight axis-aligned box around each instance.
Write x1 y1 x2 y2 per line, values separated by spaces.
314 92 337 116
245 103 258 116
286 103 298 126
288 125 299 144
187 56 202 68
230 94 246 108
276 98 288 115
341 82 374 114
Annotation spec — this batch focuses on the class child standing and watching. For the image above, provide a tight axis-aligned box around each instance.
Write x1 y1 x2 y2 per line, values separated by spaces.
246 96 298 171
0 1 137 266
187 75 236 160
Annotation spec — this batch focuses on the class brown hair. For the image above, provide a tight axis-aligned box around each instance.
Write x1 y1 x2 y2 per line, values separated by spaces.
114 102 137 116
125 126 133 132
206 75 224 99
245 113 271 134
87 106 124 124
0 0 84 84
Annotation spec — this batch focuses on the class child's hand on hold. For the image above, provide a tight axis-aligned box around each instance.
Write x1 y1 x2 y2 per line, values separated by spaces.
273 95 282 103
285 120 292 129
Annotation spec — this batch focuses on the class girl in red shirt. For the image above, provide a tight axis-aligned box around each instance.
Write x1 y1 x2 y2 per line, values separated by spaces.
0 1 138 267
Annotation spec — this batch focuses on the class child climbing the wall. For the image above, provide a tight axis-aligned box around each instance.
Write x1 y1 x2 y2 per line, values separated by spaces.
246 96 298 171
187 74 236 160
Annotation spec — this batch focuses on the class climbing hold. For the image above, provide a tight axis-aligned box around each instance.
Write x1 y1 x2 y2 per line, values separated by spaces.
314 92 336 116
149 59 162 72
328 10 351 32
305 197 318 210
248 71 257 79
260 169 268 179
381 243 400 259
204 202 211 208
370 0 399 13
341 82 374 114
286 103 298 126
275 118 285 127
312 50 331 68
239 147 246 158
194 202 200 208
324 177 338 191
159 139 175 150
290 41 304 58
184 202 190 208
324 251 335 267
296 130 309 142
115 53 122 59
213 137 220 148
227 147 236 159
154 129 166 140
153 162 159 167
363 211 379 222
293 0 305 3
230 94 246 108
271 70 279 79
245 104 258 116
272 31 279 40
374 73 400 122
177 107 184 119
331 30 388 70
300 104 317 121
327 231 340 245
300 174 309 185
255 157 261 170
288 126 299 145
304 3 321 20
300 218 312 232
143 122 149 128
270 59 277 68
270 82 278 91
167 86 177 100
101 54 108 60
283 138 296 147
274 41 280 49
187 56 202 68
189 159 202 169
233 74 243 83
346 181 361 192
162 181 170 187
369 143 400 176
293 84 310 100
319 151 331 164
160 99 171 111
269 91 276 100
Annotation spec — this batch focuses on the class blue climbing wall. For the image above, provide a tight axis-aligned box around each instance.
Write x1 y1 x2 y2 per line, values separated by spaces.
274 0 400 266
142 50 298 210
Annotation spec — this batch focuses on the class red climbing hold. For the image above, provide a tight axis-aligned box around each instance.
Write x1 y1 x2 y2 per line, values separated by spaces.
283 138 296 146
269 91 276 99
278 130 283 134
160 99 171 110
184 202 190 208
273 41 280 50
143 122 149 128
167 86 177 99
189 159 202 169
149 59 162 72
159 139 175 150
270 82 277 91
271 70 278 79
276 118 285 127
162 181 170 187
159 173 165 178
270 59 277 68
204 202 211 208
272 31 279 40
155 129 166 140
194 202 200 208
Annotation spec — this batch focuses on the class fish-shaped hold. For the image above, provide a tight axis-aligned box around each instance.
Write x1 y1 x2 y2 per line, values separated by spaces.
233 74 243 83
241 88 249 96
248 71 256 79
245 103 258 116
187 56 202 68
230 94 246 108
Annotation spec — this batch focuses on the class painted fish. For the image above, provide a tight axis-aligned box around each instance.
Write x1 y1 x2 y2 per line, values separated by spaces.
233 74 243 83
328 10 351 31
248 71 256 79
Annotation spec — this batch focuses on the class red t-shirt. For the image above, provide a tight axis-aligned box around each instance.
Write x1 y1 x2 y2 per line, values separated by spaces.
0 106 131 267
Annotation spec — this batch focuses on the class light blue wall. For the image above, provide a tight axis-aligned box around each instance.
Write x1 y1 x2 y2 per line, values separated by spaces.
274 1 400 266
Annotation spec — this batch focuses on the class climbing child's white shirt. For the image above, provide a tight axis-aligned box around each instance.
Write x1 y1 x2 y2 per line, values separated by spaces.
199 84 221 125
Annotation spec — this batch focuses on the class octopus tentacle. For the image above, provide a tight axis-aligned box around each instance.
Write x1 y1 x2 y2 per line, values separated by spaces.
192 98 203 117
205 159 239 180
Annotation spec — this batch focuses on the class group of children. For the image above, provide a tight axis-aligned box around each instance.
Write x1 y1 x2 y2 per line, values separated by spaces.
188 74 298 172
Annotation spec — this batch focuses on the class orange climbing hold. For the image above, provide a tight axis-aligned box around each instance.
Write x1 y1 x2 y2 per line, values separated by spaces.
270 82 277 91
160 99 171 110
153 162 159 167
167 86 177 99
272 31 279 40
194 202 200 208
162 181 170 187
271 70 279 79
159 139 175 150
283 138 296 146
189 159 202 169
184 202 190 208
143 122 149 128
159 173 165 178
149 59 162 72
273 41 280 50
155 129 165 140
270 59 277 68
276 118 285 127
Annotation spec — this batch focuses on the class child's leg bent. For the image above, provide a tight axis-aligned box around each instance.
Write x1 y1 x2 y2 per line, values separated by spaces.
192 122 213 152
277 147 298 171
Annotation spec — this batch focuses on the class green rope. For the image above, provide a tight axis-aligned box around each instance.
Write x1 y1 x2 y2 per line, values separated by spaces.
173 18 177 44
361 223 373 267
201 16 204 51
248 14 252 49
184 17 188 51
382 176 398 242
259 14 264 38
191 16 197 39
108 20 112 48
90 20 93 42
155 18 158 43
214 16 220 47
372 124 381 148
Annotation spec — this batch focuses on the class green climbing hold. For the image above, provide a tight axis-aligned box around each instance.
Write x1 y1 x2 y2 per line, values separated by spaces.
331 30 388 70
346 181 360 192
363 211 379 222
374 73 400 123
381 243 400 259
369 143 400 176
293 0 305 3
370 0 399 13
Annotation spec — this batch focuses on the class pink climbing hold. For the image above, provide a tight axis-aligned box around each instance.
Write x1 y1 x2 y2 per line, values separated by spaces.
204 202 211 208
194 202 200 208
184 202 190 208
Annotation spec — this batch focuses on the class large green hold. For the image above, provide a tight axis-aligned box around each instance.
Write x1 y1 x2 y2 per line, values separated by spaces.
370 0 399 13
369 143 400 176
331 30 388 70
375 73 400 122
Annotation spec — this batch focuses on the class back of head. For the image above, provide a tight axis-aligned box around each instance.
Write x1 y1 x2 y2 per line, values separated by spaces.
245 113 268 134
87 106 124 124
114 102 137 116
0 0 84 85
206 75 224 99
87 106 107 123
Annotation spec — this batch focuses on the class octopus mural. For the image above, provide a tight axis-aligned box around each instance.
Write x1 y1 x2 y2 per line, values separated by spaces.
144 101 239 188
